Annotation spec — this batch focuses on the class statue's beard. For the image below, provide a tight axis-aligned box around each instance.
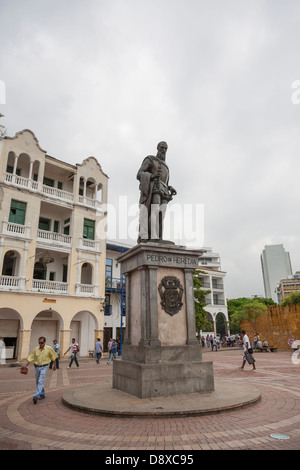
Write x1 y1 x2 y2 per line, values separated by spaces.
157 151 166 161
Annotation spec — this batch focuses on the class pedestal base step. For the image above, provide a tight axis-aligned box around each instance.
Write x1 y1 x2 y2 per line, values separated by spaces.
62 379 261 418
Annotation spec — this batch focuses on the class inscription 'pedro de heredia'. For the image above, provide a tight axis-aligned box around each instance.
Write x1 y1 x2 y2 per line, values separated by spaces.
146 254 197 266
158 276 184 316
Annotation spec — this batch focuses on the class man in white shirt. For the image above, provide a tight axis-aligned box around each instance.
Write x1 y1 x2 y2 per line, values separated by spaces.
240 329 256 370
64 338 80 369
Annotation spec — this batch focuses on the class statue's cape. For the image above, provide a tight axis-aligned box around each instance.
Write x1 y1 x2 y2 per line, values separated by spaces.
139 170 152 205
137 155 169 207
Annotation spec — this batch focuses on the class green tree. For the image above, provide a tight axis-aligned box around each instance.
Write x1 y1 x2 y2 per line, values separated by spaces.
281 292 300 306
194 270 212 333
227 297 274 333
230 300 267 334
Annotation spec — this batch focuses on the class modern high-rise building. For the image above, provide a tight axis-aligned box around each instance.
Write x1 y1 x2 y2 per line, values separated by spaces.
260 244 293 303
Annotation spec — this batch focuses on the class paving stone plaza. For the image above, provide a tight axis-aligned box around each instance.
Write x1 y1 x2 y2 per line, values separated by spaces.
0 348 299 451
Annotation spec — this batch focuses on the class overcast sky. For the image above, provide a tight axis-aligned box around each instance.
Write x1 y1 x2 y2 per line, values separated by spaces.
1 0 300 299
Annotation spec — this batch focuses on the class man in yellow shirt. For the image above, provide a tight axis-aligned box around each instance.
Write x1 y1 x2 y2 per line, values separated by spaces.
24 336 58 404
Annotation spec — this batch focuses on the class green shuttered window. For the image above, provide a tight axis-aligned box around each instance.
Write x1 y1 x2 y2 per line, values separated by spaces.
83 218 95 240
9 200 27 225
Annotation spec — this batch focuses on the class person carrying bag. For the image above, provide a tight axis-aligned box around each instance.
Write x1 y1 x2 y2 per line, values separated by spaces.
240 330 256 370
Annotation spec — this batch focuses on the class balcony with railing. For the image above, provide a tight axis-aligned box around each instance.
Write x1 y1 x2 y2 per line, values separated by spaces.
79 237 100 252
75 283 97 296
5 171 74 203
105 277 126 291
37 229 72 247
198 278 211 289
213 293 226 306
78 195 102 209
0 275 21 290
42 184 74 203
5 172 39 191
212 282 224 291
2 218 31 239
4 170 105 216
32 279 68 293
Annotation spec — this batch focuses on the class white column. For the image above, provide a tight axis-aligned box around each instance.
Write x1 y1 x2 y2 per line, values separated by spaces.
2 217 7 235
20 241 29 290
76 252 81 294
28 160 33 180
13 155 19 174
0 236 4 270
25 222 31 238
94 254 99 296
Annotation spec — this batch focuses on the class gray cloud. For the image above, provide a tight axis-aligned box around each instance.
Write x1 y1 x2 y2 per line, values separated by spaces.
1 0 300 298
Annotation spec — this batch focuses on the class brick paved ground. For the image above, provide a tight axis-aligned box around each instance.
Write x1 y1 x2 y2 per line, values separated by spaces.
0 348 300 451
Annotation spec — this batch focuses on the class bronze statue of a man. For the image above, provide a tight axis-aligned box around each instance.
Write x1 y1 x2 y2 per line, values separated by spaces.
137 141 176 242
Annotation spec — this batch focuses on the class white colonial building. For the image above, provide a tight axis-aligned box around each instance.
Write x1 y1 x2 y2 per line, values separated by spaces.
198 247 229 337
0 129 108 360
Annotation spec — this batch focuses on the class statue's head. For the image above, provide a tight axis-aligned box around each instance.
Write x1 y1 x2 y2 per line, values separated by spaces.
157 141 168 160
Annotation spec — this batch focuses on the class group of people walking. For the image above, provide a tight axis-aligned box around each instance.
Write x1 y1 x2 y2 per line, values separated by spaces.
201 333 245 350
94 337 118 364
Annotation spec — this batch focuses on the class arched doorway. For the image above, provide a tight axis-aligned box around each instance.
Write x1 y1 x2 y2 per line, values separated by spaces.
206 312 214 331
33 261 47 280
2 250 21 277
216 312 228 337
0 308 23 360
81 262 93 285
30 309 64 353
70 311 98 357
17 153 31 179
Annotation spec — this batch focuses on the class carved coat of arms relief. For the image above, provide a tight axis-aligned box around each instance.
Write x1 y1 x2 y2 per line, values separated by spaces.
158 276 184 316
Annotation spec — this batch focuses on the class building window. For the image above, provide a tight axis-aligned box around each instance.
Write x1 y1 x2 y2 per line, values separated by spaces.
6 166 21 176
9 200 27 225
106 259 113 283
43 177 54 187
53 221 59 233
62 265 68 283
83 218 95 240
38 217 51 231
63 217 70 235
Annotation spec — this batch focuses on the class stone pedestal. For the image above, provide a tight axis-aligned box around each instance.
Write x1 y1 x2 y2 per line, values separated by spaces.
113 242 214 399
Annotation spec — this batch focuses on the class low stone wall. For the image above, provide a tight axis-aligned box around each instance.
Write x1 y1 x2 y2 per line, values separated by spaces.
241 304 300 349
